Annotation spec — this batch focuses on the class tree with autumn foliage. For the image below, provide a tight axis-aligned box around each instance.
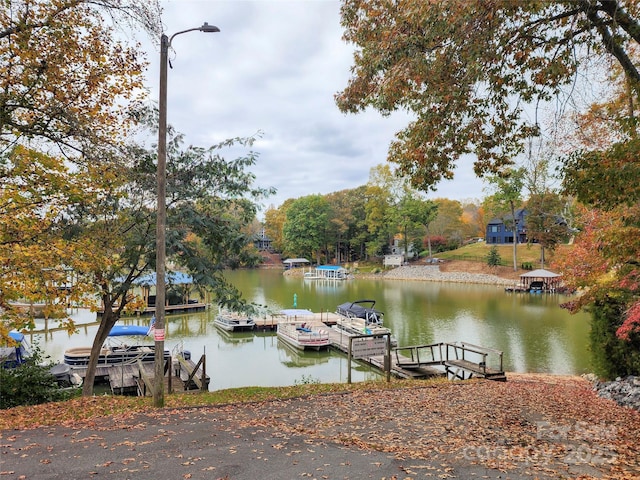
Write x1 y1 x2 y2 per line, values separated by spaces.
555 204 640 377
337 0 640 192
337 0 640 376
557 78 640 375
66 115 273 395
0 1 160 337
0 0 157 153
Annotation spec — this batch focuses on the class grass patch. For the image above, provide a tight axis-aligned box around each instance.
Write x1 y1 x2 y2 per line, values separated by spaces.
434 242 573 267
0 378 448 430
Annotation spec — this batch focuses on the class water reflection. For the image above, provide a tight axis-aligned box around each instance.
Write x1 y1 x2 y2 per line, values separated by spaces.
225 269 593 375
33 269 593 391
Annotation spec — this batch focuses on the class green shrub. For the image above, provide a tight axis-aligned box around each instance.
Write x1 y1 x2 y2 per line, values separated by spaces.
0 346 77 409
486 246 502 267
589 296 640 379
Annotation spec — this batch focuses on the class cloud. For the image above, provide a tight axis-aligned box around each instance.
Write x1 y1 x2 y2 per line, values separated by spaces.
143 0 486 213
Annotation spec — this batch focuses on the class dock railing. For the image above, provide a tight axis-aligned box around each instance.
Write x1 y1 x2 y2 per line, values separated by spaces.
394 342 446 368
445 341 504 375
175 353 208 391
137 359 154 396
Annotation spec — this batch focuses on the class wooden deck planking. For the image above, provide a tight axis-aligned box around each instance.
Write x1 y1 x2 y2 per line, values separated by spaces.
97 302 208 318
445 359 506 380
368 354 444 379
70 355 210 396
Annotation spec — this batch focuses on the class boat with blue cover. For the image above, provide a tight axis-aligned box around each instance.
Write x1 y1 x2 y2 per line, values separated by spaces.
1 331 82 387
63 320 188 367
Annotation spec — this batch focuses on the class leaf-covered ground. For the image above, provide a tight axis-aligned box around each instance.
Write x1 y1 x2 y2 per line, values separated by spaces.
1 374 638 479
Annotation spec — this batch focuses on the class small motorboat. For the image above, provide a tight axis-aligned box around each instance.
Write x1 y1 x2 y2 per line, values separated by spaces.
336 299 384 325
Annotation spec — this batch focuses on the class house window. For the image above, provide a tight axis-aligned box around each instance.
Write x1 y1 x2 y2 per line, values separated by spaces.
489 225 500 233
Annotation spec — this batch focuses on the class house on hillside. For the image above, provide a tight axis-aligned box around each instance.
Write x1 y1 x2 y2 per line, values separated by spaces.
485 209 528 245
390 236 416 258
486 208 570 245
253 227 272 251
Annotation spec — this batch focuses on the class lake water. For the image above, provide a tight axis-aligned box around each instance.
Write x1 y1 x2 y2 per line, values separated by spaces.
33 269 593 391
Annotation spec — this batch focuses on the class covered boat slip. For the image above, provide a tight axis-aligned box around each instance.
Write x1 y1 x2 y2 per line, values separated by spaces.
505 269 563 293
303 265 349 280
97 271 207 317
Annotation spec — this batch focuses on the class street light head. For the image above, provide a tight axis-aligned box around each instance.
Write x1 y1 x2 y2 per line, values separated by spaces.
200 22 220 33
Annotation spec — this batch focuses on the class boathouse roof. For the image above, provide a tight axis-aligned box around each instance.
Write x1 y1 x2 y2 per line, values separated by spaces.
132 271 194 286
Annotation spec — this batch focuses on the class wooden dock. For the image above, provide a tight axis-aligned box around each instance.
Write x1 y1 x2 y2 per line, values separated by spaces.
72 354 210 396
327 327 444 379
393 341 506 381
97 302 208 318
270 318 506 382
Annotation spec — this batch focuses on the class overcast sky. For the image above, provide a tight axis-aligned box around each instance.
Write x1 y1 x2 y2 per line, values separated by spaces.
141 0 487 213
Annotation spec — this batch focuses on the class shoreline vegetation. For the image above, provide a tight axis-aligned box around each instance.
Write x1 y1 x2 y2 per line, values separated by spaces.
284 259 523 286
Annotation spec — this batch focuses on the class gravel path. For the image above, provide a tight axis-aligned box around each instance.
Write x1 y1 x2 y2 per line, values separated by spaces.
376 265 515 286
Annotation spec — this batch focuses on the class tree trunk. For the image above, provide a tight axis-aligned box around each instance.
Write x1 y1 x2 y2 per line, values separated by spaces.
510 200 518 271
81 296 120 396
404 223 409 262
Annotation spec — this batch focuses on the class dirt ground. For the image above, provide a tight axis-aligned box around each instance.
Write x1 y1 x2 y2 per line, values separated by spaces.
439 259 524 281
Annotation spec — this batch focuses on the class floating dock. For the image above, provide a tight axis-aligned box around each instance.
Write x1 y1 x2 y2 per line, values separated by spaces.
298 318 506 382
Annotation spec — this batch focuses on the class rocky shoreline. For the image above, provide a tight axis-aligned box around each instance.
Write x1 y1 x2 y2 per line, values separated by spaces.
364 264 515 286
590 375 640 412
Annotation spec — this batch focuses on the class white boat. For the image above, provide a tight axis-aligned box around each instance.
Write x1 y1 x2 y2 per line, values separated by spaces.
276 309 330 351
334 300 397 346
333 317 397 346
336 299 384 324
214 311 256 332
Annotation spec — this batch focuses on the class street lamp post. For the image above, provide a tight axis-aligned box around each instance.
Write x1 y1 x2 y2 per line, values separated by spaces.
155 22 220 408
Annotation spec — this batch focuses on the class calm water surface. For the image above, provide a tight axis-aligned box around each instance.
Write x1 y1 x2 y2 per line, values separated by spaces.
34 269 593 391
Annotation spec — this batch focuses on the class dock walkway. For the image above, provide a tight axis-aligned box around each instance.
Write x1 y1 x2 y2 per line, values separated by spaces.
71 354 210 396
303 319 506 381
394 341 506 381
